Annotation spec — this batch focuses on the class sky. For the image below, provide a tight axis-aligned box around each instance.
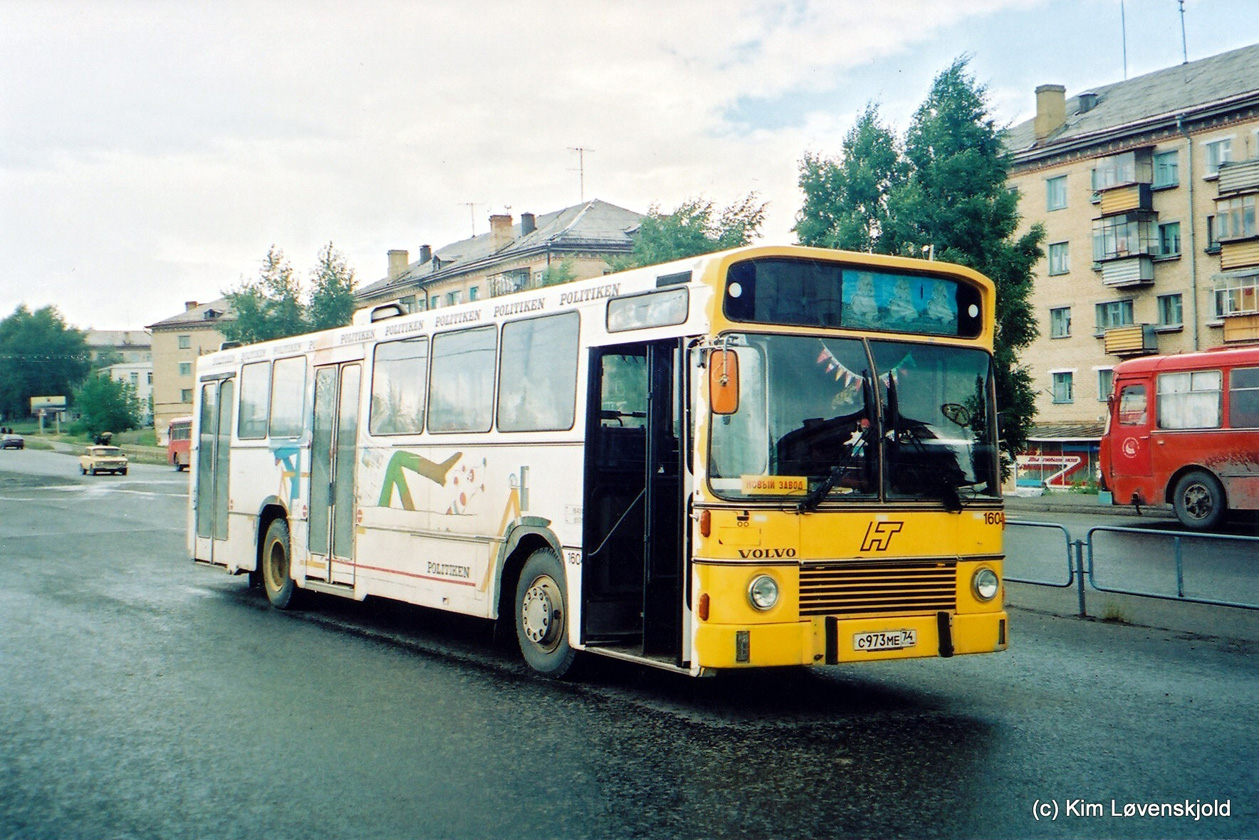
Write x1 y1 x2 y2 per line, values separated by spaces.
2 0 1258 332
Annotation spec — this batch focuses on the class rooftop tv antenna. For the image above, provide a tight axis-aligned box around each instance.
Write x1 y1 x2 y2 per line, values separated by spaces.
1179 0 1188 64
458 202 483 236
569 147 594 203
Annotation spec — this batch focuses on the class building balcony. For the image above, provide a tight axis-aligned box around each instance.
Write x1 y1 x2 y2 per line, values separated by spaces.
1097 182 1153 215
1222 312 1259 344
1217 159 1259 195
1220 237 1259 271
1099 254 1155 287
1104 324 1158 357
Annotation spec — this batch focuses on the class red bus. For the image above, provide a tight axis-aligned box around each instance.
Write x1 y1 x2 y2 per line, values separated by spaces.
1100 345 1259 529
167 416 193 471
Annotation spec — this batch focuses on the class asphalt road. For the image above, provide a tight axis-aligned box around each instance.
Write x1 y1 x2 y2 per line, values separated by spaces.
1 448 1256 839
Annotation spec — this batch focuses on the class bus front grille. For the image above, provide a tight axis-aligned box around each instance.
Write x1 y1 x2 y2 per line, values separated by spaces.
799 561 957 616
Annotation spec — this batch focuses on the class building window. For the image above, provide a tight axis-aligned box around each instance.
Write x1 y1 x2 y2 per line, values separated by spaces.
1047 242 1070 275
1051 371 1074 404
1095 299 1134 332
469 286 480 301
1157 294 1183 328
446 290 463 306
1216 195 1257 241
177 335 191 350
1204 138 1232 177
1157 221 1181 257
1098 368 1114 401
1050 306 1071 338
147 373 153 384
1153 150 1179 188
180 389 193 403
1046 176 1067 211
178 362 192 376
1206 215 1220 252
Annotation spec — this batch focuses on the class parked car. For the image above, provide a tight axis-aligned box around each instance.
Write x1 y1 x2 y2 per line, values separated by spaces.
1 433 24 450
80 445 128 475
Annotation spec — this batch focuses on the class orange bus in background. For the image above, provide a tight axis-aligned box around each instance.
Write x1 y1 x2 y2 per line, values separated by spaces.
1100 345 1259 530
167 416 192 471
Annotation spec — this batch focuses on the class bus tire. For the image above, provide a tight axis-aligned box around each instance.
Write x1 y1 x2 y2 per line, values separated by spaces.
515 548 576 678
261 518 300 609
1172 470 1227 531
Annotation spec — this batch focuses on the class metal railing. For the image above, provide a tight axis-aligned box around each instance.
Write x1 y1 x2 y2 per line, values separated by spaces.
1006 519 1259 614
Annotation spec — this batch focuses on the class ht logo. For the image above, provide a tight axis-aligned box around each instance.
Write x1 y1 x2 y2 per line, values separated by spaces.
860 521 904 552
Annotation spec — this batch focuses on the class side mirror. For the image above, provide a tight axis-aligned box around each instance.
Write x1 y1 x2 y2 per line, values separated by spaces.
709 348 740 415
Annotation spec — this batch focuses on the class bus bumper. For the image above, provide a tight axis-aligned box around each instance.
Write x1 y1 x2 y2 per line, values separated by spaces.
692 610 1008 669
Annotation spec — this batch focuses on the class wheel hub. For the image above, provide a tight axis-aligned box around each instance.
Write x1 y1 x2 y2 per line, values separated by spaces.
521 579 560 647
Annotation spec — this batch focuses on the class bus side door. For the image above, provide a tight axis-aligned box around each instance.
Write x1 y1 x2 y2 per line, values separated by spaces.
308 363 361 586
193 376 234 565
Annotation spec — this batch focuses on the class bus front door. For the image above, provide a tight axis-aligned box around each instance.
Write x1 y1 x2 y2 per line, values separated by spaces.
194 376 234 565
309 363 361 587
582 341 684 662
1110 381 1153 489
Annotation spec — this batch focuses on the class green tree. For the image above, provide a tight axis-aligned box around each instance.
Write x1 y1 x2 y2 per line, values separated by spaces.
73 373 140 438
538 259 576 288
308 241 358 331
223 243 358 345
794 57 1044 462
612 194 767 270
0 305 91 421
796 105 906 253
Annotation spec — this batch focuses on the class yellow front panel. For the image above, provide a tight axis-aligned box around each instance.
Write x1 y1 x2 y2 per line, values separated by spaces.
691 507 1007 670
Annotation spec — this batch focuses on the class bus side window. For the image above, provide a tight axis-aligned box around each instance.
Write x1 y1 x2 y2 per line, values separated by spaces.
1117 384 1147 426
1229 367 1259 428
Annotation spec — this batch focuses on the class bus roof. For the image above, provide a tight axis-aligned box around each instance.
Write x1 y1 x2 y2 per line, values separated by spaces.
1113 344 1259 377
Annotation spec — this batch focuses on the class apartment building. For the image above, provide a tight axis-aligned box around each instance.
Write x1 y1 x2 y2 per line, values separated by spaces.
356 199 643 312
146 299 230 441
1005 44 1259 486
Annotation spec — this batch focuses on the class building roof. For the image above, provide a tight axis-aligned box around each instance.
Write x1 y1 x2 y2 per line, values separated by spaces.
1005 43 1259 158
1029 422 1107 441
85 330 151 349
357 198 644 302
146 298 232 330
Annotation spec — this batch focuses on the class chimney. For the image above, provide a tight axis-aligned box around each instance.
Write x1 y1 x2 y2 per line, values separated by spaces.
1034 84 1067 141
184 301 198 311
490 213 514 251
419 244 432 264
388 249 409 280
521 212 536 235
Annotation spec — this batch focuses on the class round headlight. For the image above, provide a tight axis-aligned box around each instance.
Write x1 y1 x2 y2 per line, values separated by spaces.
972 567 1000 602
748 574 779 611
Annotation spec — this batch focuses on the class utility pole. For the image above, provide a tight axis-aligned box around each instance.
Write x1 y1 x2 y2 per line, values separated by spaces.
569 147 593 203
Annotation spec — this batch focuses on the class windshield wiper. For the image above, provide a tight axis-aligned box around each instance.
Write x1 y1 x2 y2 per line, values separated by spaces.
798 422 871 513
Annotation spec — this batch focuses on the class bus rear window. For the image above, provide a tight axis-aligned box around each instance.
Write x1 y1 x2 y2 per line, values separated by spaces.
723 257 983 338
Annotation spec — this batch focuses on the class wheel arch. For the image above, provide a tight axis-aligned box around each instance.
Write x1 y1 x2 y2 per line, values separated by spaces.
492 517 562 628
1163 463 1224 506
253 497 290 573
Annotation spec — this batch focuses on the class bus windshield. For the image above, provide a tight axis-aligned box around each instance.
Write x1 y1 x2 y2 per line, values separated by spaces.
708 334 999 507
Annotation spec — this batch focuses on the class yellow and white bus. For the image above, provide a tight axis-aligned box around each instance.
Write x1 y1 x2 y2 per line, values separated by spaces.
190 244 1007 677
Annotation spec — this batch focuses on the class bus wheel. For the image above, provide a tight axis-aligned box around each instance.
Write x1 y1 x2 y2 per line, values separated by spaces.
1173 470 1226 531
515 549 576 678
261 519 300 609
